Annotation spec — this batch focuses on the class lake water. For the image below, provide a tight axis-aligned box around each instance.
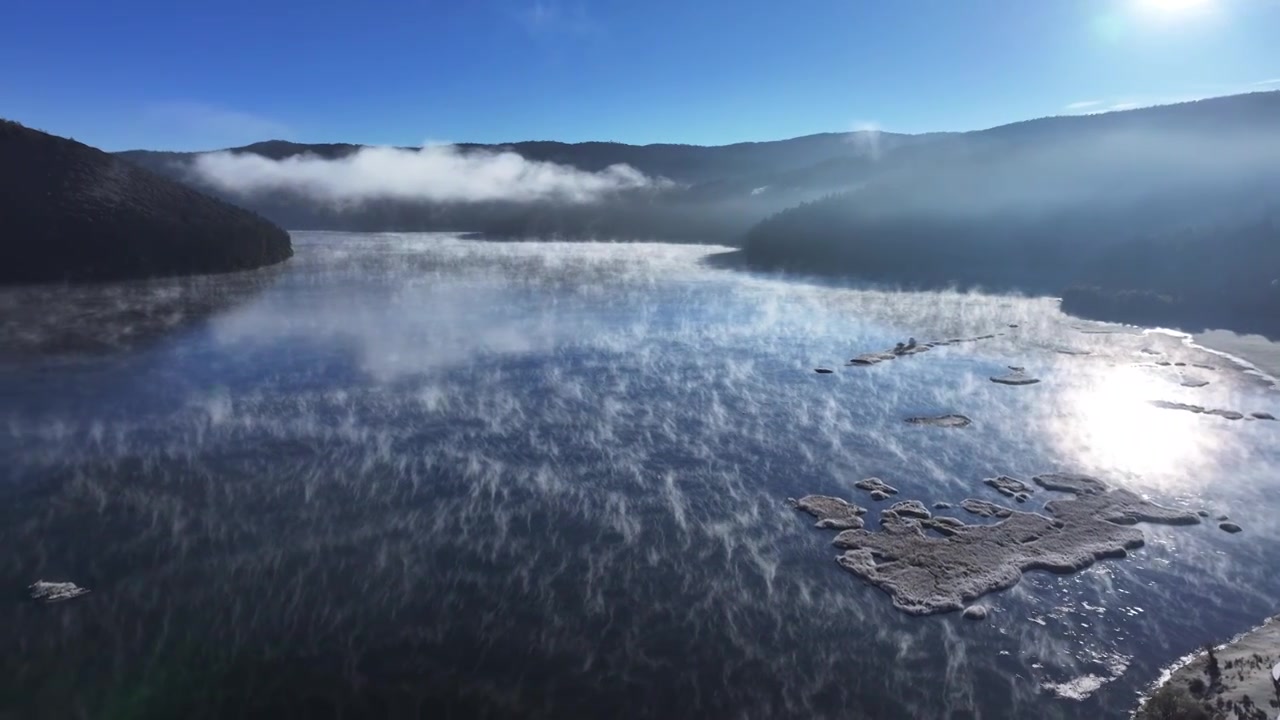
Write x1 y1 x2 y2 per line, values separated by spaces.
2 232 1278 719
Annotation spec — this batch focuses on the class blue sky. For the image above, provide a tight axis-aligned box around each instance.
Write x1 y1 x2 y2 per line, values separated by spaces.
2 0 1277 151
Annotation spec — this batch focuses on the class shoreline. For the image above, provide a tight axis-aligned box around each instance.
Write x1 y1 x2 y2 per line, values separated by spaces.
1135 614 1280 719
1192 329 1280 388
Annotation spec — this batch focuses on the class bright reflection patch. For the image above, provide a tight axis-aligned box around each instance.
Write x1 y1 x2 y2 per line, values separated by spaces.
1056 365 1209 481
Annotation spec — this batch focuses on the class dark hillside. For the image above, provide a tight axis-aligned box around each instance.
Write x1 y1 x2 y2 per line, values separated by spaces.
1 120 293 284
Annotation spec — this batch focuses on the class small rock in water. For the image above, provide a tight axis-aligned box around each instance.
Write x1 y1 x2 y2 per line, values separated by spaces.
1251 412 1276 421
790 495 866 530
1152 401 1248 420
960 498 1014 519
1219 522 1243 534
962 605 989 621
869 490 890 502
933 502 953 510
905 414 973 428
990 369 1040 386
855 477 899 496
814 367 834 374
887 500 931 520
984 475 1033 499
1014 492 1030 503
28 580 90 604
1216 515 1229 522
1151 400 1205 413
1196 510 1210 518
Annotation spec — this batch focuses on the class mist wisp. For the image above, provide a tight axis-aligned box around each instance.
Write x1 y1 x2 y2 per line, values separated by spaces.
192 144 667 204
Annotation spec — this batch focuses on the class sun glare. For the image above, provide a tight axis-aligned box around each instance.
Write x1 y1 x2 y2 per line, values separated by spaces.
1054 366 1214 488
1137 0 1213 15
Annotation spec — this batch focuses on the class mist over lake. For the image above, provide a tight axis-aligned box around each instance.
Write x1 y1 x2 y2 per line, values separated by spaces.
3 232 1278 719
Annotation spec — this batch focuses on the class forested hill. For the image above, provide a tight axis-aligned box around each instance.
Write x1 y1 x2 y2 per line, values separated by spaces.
115 132 948 243
742 92 1280 336
1 120 293 284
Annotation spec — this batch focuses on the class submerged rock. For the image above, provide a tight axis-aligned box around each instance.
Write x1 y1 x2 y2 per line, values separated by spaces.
1251 412 1276 420
1219 522 1242 533
905 414 973 428
869 490 890 502
855 477 899 496
990 368 1040 386
790 495 866 530
1196 510 1210 518
801 473 1200 615
28 580 90 604
1179 376 1210 388
984 475 1033 499
886 500 931 520
933 502 953 510
814 367 835 374
962 605 989 621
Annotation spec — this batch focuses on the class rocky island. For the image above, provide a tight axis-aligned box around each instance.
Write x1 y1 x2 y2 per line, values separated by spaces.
792 473 1201 615
1 120 292 284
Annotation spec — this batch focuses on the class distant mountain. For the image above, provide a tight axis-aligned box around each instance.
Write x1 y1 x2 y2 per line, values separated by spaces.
742 92 1280 336
1 120 292 284
115 131 949 242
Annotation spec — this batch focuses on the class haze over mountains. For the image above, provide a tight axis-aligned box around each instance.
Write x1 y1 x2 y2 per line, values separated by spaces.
112 92 1280 335
7 91 1274 333
117 129 944 243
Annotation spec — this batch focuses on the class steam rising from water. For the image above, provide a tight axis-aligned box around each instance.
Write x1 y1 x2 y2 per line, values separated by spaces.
191 145 665 204
1 233 1278 718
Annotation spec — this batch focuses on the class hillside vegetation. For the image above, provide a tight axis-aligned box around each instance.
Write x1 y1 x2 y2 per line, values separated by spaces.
1 120 292 284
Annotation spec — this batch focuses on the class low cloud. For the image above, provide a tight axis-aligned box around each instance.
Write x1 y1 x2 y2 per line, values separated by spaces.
1064 100 1103 111
191 145 664 204
1253 78 1280 86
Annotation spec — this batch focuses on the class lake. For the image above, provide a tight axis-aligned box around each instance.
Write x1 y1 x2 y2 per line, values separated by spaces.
2 232 1278 719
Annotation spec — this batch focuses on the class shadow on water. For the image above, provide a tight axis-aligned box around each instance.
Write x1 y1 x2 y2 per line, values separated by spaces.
0 263 285 362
